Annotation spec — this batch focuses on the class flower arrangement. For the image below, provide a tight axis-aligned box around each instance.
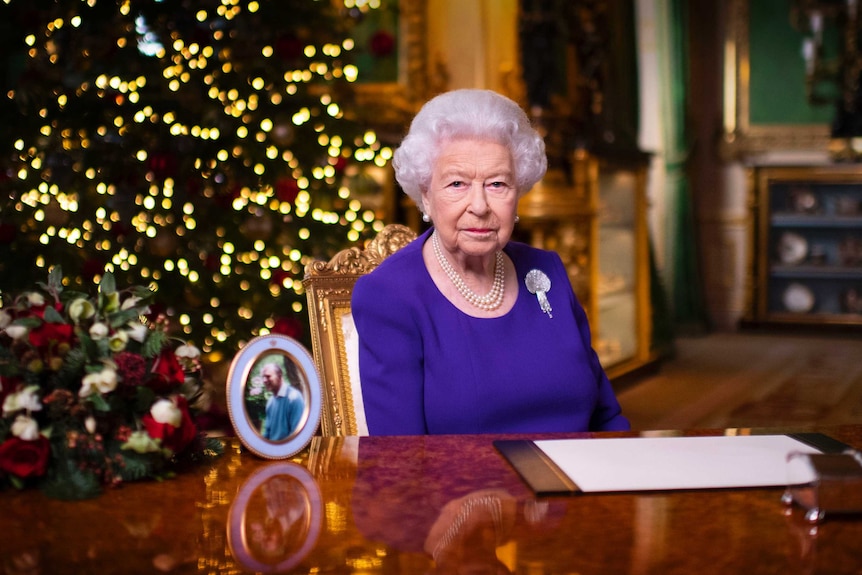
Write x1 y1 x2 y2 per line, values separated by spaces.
0 267 222 499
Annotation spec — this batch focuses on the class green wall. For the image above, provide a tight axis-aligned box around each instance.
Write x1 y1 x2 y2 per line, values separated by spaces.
748 0 836 125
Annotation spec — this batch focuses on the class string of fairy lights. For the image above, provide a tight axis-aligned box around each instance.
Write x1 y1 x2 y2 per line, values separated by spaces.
3 0 394 357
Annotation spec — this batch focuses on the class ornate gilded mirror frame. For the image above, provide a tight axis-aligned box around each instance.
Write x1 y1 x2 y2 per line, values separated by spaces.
721 0 831 157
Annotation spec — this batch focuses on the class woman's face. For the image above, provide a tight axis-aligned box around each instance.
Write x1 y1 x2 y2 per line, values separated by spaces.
422 138 518 261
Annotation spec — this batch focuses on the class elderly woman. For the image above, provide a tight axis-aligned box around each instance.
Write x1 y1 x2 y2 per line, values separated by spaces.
352 89 629 435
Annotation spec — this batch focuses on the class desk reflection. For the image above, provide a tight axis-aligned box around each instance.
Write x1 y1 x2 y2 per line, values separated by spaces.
227 462 322 573
4 431 860 574
345 436 573 574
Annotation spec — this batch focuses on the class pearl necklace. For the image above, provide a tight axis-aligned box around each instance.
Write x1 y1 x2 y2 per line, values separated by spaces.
432 231 505 311
431 495 504 563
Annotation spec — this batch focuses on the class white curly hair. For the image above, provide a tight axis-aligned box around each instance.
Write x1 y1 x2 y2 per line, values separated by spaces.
392 89 547 211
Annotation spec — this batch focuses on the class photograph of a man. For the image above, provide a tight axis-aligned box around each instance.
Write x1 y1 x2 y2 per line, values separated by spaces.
261 362 305 441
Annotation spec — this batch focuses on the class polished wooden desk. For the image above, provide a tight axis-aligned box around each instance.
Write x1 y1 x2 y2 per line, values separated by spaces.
2 426 861 574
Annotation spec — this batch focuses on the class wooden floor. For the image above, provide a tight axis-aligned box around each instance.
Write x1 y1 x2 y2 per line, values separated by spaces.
615 331 862 431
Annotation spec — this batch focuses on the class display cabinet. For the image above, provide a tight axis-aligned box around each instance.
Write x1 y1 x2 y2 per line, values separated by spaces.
517 149 655 380
747 165 862 327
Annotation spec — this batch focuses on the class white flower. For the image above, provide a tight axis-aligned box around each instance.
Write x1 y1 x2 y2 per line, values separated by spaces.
79 373 98 398
175 343 201 372
3 385 43 416
68 298 96 323
0 310 11 329
126 322 149 343
108 329 129 352
149 397 182 428
89 322 109 341
79 367 119 398
2 392 14 416
175 343 201 360
2 392 16 416
26 292 45 307
11 415 40 441
18 385 43 412
96 368 118 393
4 325 29 340
121 430 162 454
121 296 142 311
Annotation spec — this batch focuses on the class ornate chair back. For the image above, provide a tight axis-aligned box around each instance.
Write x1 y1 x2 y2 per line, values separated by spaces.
302 224 417 436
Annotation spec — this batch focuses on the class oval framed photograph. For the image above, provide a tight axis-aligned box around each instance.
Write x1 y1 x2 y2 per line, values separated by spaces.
227 462 323 573
226 334 322 459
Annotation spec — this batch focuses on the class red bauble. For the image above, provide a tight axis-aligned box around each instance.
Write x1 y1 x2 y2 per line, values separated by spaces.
204 252 220 271
270 269 292 288
109 221 131 240
333 156 348 175
272 316 303 339
82 258 106 281
147 153 178 179
275 34 304 61
0 222 17 244
275 177 300 203
185 178 201 197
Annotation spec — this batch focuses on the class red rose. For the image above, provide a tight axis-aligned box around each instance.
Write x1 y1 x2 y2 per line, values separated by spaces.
142 395 198 454
147 349 185 393
28 321 74 350
0 436 50 478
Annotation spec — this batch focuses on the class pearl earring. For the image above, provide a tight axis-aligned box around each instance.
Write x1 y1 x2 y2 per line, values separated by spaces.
514 215 520 223
422 213 431 223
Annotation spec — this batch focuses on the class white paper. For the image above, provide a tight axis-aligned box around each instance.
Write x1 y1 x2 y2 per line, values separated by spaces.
534 435 821 492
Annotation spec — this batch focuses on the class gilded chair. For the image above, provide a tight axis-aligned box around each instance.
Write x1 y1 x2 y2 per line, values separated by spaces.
302 223 417 436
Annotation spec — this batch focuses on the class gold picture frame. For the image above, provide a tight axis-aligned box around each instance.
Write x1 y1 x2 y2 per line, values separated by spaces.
349 0 434 132
721 0 831 157
226 334 322 459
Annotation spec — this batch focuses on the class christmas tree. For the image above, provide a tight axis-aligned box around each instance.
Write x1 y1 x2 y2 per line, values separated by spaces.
0 0 395 360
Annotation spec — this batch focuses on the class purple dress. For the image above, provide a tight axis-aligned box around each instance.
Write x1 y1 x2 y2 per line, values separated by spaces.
352 228 630 435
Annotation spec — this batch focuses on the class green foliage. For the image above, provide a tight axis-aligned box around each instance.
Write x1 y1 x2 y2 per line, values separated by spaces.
117 449 159 483
142 330 169 358
99 272 117 295
41 442 103 500
134 386 157 414
57 347 88 390
0 267 222 499
107 309 142 330
42 306 65 324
